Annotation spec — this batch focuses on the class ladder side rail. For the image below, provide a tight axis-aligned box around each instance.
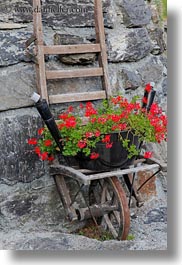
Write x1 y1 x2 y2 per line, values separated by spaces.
33 0 49 102
94 0 112 98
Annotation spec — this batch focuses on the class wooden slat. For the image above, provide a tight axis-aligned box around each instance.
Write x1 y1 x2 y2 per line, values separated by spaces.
44 44 101 55
86 164 160 182
33 0 48 101
46 67 103 80
49 91 106 104
50 164 159 184
54 175 78 221
94 0 112 98
50 165 90 185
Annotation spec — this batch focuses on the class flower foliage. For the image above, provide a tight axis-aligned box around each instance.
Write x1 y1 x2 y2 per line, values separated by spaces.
28 91 167 162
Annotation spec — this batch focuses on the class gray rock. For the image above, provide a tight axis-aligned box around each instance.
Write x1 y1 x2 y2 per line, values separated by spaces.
0 63 36 111
0 30 31 66
118 0 152 27
0 178 67 232
136 56 163 84
53 33 96 65
2 0 114 28
162 78 167 96
108 28 152 62
0 108 46 185
149 27 166 55
120 68 142 90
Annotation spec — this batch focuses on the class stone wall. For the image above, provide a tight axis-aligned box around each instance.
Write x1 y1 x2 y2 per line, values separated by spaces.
0 0 167 234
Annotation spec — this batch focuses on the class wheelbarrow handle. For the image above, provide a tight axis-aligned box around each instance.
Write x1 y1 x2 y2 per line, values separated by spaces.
31 93 63 152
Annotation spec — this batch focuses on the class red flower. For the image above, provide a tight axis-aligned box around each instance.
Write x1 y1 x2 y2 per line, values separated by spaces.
118 123 127 131
95 130 101 137
38 128 44 135
67 106 74 113
102 135 111 143
43 139 52 147
85 102 97 117
91 118 97 124
80 103 84 109
85 132 94 138
65 117 77 128
90 152 99 160
39 152 48 161
106 143 113 149
111 114 121 123
145 83 152 93
34 146 41 155
28 138 37 145
144 152 153 159
98 117 107 124
77 140 87 149
58 113 69 120
142 97 148 104
111 96 122 105
47 155 55 162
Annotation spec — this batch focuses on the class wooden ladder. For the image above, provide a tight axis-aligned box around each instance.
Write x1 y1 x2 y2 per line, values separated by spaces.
32 0 111 104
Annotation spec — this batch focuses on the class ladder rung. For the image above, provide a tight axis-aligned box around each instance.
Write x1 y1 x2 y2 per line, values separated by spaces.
44 44 101 55
46 67 103 80
49 91 106 104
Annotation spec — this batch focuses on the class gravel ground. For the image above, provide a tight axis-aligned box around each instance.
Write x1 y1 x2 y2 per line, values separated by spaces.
0 190 167 251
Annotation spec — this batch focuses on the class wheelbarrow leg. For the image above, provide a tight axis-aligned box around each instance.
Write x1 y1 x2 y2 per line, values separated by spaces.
54 175 78 221
123 174 144 207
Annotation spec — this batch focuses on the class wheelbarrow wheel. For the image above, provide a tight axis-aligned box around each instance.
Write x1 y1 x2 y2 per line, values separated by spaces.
89 176 130 240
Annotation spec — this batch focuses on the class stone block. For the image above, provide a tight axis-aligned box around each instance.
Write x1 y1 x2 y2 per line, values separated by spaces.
108 28 152 62
136 56 163 84
118 0 151 27
1 0 114 28
149 27 166 55
0 30 31 66
120 68 142 90
0 63 36 111
0 108 46 185
0 177 66 232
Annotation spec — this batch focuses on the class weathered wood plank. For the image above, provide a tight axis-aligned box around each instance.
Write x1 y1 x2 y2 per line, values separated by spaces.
86 164 160 182
50 165 90 185
94 0 112 98
33 0 48 101
44 44 101 55
50 164 159 183
49 91 106 104
54 175 78 221
46 67 103 80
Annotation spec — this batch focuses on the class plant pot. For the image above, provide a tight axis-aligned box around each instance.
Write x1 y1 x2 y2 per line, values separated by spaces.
78 131 140 171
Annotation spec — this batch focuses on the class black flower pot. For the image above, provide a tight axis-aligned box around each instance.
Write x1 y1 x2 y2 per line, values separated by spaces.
78 132 140 171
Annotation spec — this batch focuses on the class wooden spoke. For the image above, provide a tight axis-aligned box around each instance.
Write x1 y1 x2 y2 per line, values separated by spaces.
89 176 130 240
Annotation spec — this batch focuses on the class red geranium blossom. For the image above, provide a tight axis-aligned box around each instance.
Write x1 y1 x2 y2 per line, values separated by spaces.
142 97 148 104
38 128 44 135
28 138 37 145
102 135 111 143
77 140 87 149
39 152 48 161
106 143 113 149
144 152 153 159
34 146 41 155
43 139 52 147
90 152 99 160
47 155 55 162
145 83 152 93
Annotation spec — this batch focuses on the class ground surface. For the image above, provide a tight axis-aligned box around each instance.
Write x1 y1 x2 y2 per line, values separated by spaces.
0 185 167 250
